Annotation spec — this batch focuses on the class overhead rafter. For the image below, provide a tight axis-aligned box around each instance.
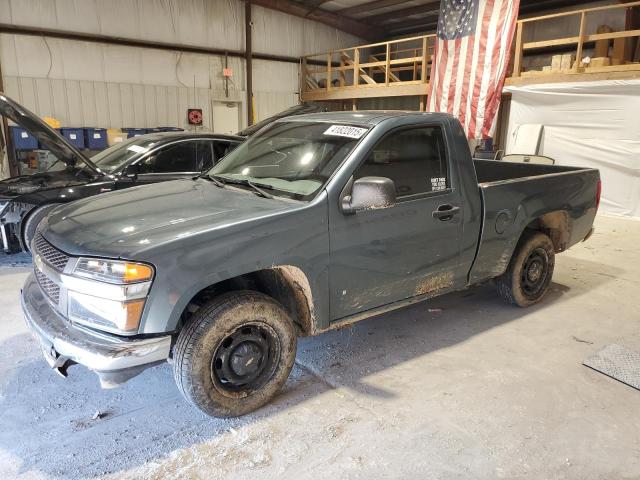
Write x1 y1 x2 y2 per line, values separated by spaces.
300 0 332 9
249 0 379 40
365 2 441 25
335 0 409 18
386 18 438 35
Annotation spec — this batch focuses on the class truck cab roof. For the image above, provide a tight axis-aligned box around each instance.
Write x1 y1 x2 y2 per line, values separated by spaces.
275 111 457 127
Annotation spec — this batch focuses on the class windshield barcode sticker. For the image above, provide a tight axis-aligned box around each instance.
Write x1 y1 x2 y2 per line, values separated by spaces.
323 125 367 139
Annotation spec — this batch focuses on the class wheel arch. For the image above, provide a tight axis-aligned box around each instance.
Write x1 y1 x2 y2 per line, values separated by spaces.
176 265 316 337
523 210 570 253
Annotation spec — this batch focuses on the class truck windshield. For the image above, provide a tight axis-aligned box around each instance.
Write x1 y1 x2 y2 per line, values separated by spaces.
208 121 368 200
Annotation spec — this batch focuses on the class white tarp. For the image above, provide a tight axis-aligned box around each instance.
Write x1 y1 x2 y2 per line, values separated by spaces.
505 80 640 218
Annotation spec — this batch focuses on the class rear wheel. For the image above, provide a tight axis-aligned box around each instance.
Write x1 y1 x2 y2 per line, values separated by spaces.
173 291 296 417
22 203 61 252
495 231 555 307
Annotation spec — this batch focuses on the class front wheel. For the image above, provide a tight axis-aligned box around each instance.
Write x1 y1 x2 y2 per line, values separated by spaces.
495 231 555 307
173 291 297 417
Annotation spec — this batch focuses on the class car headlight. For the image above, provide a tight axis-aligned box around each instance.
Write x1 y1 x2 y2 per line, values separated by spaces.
61 258 155 335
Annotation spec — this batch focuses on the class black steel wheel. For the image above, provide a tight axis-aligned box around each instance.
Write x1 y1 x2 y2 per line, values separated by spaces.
495 231 555 307
212 323 280 393
173 290 296 417
520 247 550 297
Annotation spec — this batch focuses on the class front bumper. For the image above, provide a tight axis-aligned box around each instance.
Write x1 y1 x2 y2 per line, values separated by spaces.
21 273 172 387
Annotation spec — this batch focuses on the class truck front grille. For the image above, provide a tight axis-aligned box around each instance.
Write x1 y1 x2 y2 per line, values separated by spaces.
33 233 69 271
35 268 60 304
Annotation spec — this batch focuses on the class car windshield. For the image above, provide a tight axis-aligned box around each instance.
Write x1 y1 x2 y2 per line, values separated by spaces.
90 136 161 173
208 121 368 200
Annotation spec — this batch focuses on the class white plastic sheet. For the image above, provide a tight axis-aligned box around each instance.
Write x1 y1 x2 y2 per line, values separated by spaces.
505 80 640 218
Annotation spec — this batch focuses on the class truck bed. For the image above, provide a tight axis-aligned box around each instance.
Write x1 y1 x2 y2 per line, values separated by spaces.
473 159 589 184
468 159 600 285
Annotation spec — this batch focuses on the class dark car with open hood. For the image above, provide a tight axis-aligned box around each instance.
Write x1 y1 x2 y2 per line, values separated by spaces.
0 93 245 253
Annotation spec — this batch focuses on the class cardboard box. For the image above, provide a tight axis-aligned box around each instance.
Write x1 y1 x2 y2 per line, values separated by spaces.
561 53 575 70
590 57 611 68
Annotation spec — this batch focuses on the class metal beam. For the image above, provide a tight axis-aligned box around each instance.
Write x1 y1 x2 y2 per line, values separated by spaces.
249 0 378 40
336 0 408 18
0 23 301 64
246 1 253 126
366 2 440 25
386 18 438 34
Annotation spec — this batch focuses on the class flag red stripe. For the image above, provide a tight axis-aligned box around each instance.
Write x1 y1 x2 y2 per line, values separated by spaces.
447 38 462 114
468 0 498 139
457 33 476 130
434 39 450 110
482 0 517 136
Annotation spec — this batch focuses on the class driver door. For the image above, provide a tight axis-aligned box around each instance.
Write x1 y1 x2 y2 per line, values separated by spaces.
329 125 464 320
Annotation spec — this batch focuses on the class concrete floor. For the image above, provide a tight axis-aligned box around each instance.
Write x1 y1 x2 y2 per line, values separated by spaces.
0 215 639 479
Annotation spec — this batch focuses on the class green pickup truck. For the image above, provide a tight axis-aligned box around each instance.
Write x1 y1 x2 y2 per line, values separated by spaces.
21 111 600 417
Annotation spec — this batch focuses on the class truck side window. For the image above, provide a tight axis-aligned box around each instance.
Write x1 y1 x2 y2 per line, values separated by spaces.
138 142 198 173
355 126 449 198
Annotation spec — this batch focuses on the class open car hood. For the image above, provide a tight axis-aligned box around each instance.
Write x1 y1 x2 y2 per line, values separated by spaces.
0 93 100 174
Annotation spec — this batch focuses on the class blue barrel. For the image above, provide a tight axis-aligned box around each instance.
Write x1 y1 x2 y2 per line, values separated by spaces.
84 128 108 150
60 128 85 149
10 127 38 150
121 128 148 138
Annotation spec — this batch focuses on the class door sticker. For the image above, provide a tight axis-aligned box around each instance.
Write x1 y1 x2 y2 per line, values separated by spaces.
323 125 367 139
431 177 447 191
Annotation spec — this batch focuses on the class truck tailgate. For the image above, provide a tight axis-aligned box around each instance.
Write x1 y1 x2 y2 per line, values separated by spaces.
468 161 600 285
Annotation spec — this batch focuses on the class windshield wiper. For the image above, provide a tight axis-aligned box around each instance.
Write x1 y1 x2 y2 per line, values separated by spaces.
198 174 225 188
210 175 274 199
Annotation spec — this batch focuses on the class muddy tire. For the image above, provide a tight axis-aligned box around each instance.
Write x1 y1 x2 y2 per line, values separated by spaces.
22 203 61 252
173 290 297 417
495 231 555 307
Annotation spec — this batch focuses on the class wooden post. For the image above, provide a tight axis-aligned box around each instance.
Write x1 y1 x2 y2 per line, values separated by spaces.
339 53 345 87
352 99 357 111
513 22 523 77
353 48 360 87
327 53 332 90
575 11 586 71
421 36 428 82
385 43 391 85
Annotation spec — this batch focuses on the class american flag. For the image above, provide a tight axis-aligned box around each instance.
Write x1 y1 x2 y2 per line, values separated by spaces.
428 0 520 140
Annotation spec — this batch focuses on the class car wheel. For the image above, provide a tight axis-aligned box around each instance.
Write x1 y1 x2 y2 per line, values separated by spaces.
495 231 555 307
22 203 61 253
173 290 297 417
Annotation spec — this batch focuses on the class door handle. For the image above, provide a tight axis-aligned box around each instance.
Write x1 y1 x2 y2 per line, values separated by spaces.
433 204 460 221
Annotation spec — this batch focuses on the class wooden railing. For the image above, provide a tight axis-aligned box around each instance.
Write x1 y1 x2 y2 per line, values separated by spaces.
301 2 640 99
300 34 436 101
512 1 640 78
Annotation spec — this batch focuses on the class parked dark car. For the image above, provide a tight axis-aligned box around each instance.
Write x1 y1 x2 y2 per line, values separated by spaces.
22 111 600 417
0 93 243 253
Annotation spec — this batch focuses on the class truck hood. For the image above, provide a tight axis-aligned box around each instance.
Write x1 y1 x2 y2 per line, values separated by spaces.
41 178 300 257
0 93 100 174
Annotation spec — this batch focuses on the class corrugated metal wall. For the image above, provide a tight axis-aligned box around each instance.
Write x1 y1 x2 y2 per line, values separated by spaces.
0 0 362 130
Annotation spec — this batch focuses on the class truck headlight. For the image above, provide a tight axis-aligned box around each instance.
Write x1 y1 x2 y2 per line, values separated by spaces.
62 258 154 335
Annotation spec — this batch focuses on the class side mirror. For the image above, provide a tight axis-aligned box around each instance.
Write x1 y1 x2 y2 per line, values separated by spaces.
341 176 397 215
